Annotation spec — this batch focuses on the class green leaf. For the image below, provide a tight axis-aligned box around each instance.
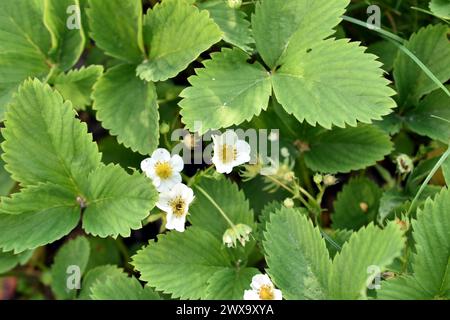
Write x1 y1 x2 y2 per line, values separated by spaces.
332 177 382 231
443 156 450 186
92 64 159 155
206 268 259 300
132 227 232 299
0 183 79 253
303 126 393 173
82 164 157 238
198 0 254 52
377 276 430 300
324 229 352 259
411 188 450 298
90 270 160 300
1 79 101 193
430 0 450 19
264 208 332 300
256 201 282 241
404 88 450 143
329 223 405 299
87 0 145 63
190 176 255 239
0 0 51 118
394 24 450 106
79 265 122 299
137 0 222 82
85 237 121 271
44 0 85 70
367 40 398 72
252 0 349 69
272 38 396 129
0 135 15 197
52 65 103 110
0 249 33 274
50 236 90 300
180 48 272 133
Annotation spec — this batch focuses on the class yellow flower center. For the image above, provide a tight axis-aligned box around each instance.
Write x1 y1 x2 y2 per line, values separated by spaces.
154 161 172 179
258 285 274 300
219 144 237 164
169 196 186 217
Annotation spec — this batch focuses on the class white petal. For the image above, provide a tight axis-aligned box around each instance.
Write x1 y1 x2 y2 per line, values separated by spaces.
165 212 176 230
170 154 184 172
213 160 234 174
167 172 182 186
234 140 251 166
243 290 260 300
151 176 161 188
251 274 272 290
140 158 155 173
166 215 186 232
221 130 238 145
151 148 171 162
157 179 175 193
156 193 173 213
273 289 283 300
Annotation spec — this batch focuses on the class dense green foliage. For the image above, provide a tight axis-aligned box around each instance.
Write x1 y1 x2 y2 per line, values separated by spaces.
0 0 449 301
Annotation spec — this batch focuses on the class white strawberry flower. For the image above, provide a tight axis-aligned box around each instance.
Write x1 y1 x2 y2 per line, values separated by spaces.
212 131 251 174
156 183 195 232
141 148 184 192
243 274 282 300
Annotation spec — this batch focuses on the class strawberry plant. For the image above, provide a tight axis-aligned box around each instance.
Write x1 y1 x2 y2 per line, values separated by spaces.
0 0 449 301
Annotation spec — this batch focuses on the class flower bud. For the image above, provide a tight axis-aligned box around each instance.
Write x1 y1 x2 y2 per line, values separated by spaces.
160 122 170 134
313 174 323 185
227 0 242 9
396 154 413 174
323 174 338 186
283 198 294 208
222 224 252 248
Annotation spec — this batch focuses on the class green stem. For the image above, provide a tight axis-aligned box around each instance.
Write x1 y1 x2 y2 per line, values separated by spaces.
195 185 236 229
264 175 296 194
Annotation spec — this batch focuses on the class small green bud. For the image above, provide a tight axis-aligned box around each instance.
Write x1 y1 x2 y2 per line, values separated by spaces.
160 122 170 134
313 174 323 184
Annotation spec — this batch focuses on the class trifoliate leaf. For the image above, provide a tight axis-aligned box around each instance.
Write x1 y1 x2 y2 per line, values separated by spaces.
0 249 33 274
332 177 382 231
0 183 79 253
272 38 396 129
189 176 255 240
394 24 450 106
303 126 393 173
328 223 405 299
87 0 145 63
206 268 259 300
1 79 101 193
137 0 222 82
252 0 349 69
82 164 157 238
90 271 160 300
410 188 450 298
180 48 272 133
132 227 232 299
52 65 103 110
50 236 90 300
44 0 85 71
264 208 332 300
198 0 254 52
430 0 450 19
92 64 159 155
78 265 122 300
0 0 51 118
404 88 450 143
